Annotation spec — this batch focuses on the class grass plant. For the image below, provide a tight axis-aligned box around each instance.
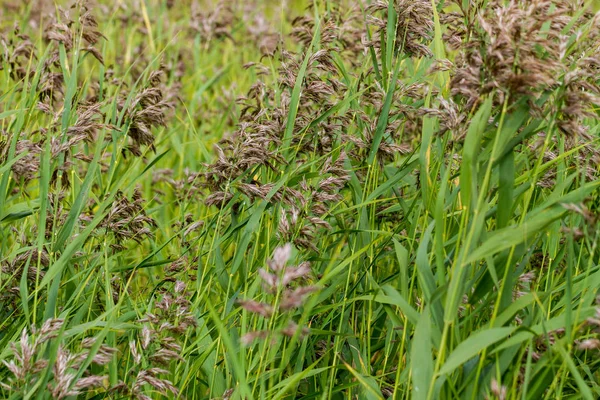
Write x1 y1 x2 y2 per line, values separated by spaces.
1 0 600 398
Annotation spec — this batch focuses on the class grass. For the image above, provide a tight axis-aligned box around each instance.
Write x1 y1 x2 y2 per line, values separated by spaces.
1 0 600 399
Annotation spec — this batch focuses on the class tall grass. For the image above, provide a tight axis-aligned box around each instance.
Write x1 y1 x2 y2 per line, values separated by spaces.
1 0 600 399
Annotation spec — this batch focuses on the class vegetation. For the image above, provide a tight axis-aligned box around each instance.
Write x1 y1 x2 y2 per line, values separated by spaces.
1 0 600 398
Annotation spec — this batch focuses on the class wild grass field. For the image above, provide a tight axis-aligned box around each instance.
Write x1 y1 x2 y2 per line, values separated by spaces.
0 0 600 399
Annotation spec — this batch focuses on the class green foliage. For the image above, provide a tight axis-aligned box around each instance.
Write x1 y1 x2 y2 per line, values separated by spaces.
1 0 600 399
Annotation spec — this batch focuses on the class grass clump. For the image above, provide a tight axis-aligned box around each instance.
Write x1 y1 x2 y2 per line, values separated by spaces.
1 0 600 399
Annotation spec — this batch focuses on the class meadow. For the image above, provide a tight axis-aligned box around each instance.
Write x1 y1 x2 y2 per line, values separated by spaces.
1 0 600 398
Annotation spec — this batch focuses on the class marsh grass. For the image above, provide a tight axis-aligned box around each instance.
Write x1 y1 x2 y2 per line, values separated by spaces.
1 0 600 399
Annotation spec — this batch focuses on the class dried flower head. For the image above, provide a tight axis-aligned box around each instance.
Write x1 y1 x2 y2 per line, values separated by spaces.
238 244 316 346
2 319 113 399
94 188 157 251
366 0 434 58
